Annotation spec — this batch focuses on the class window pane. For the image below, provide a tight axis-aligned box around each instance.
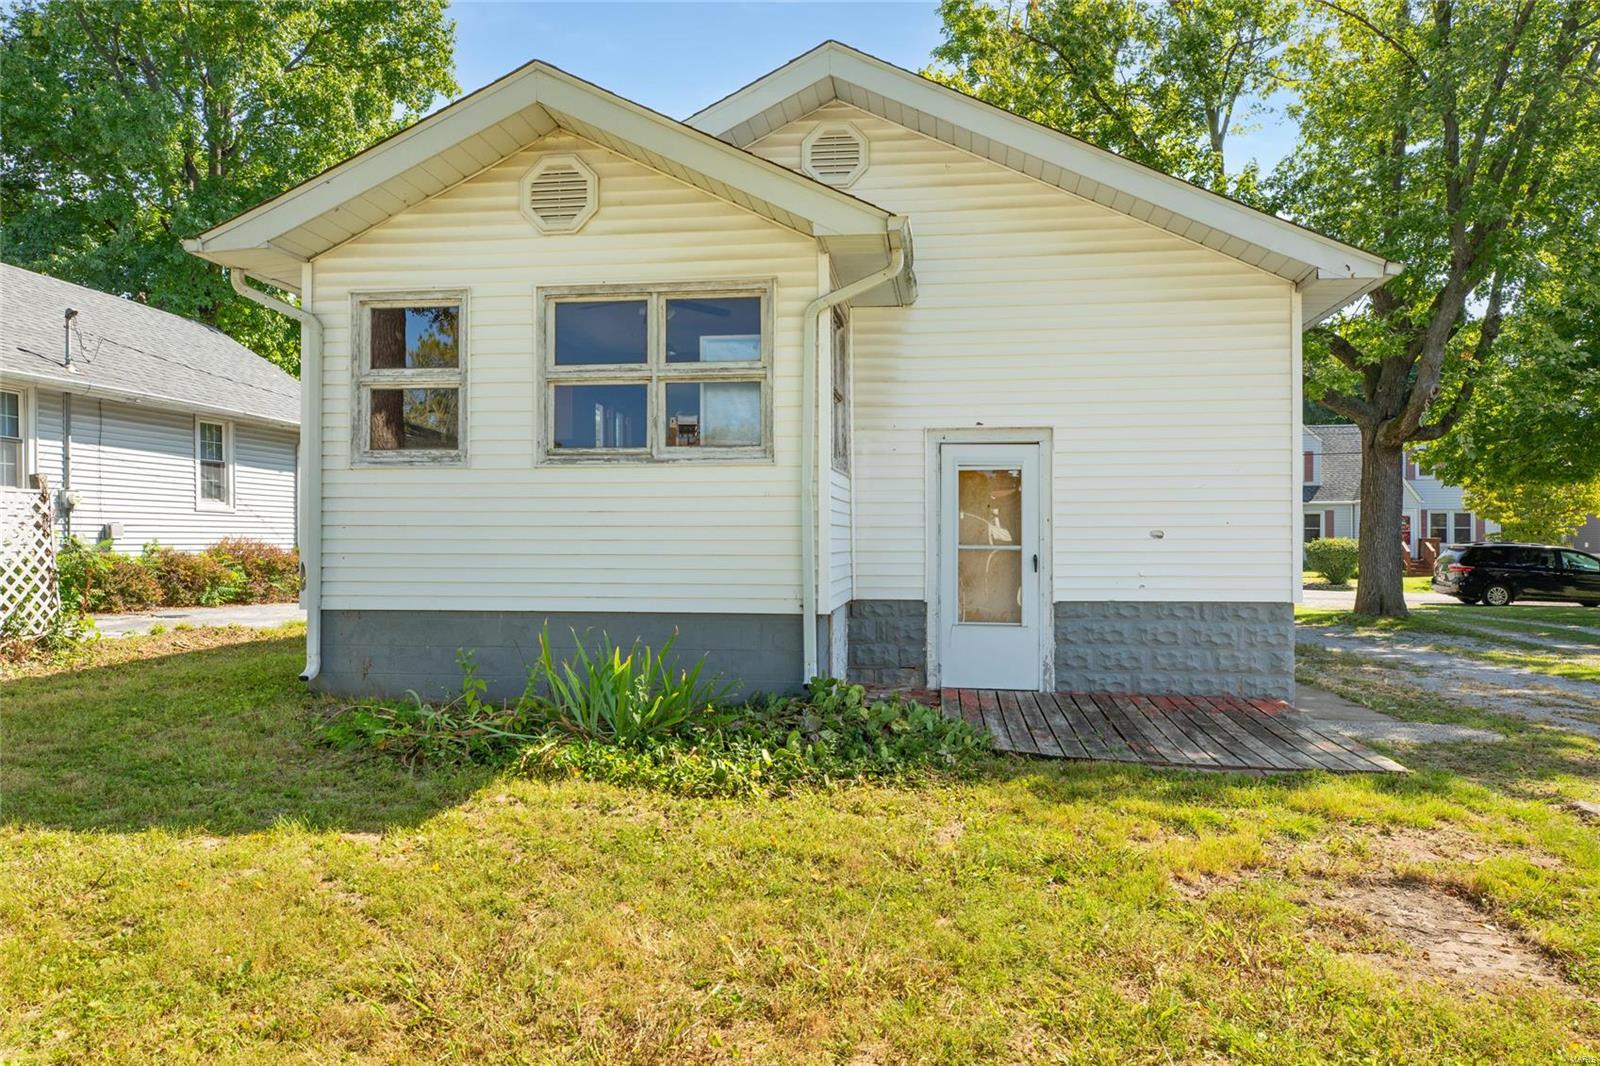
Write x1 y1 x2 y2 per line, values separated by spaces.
1565 552 1600 573
1429 513 1448 540
0 392 18 439
370 306 459 369
0 439 20 488
200 460 227 502
368 387 459 450
1454 513 1473 541
554 300 647 365
199 422 224 463
1304 513 1321 542
958 548 1022 623
666 296 761 363
664 381 760 447
552 384 646 449
958 469 1022 545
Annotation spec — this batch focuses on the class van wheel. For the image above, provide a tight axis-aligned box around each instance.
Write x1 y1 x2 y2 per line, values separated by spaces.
1482 583 1514 606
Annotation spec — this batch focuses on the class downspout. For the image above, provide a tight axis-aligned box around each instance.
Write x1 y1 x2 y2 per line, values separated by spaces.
230 267 324 682
799 219 908 682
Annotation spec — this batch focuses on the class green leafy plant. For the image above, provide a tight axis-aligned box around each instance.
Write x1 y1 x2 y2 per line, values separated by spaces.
140 544 245 607
319 651 537 768
56 539 161 613
521 626 735 746
1304 537 1359 586
208 539 300 602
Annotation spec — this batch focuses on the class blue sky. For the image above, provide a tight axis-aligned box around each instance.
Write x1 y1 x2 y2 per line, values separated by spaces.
446 1 1298 173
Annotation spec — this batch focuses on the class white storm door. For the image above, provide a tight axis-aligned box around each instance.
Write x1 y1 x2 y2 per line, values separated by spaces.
939 443 1042 689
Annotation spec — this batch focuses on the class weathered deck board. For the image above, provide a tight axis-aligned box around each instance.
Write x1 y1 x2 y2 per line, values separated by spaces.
937 689 1405 774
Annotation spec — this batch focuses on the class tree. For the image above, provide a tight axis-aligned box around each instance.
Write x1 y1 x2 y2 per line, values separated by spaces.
1461 477 1600 542
1419 223 1600 534
1278 0 1600 615
930 0 1296 196
0 0 457 374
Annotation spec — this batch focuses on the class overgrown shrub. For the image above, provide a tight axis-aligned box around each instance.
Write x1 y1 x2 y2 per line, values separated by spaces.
1304 537 1360 586
209 539 300 602
57 539 161 612
317 633 991 797
142 544 245 607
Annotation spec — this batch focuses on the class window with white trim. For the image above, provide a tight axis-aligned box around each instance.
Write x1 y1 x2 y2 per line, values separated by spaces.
1453 512 1473 542
1303 511 1322 544
0 389 23 488
353 293 466 463
1429 511 1449 542
830 307 850 474
540 283 772 461
195 419 231 506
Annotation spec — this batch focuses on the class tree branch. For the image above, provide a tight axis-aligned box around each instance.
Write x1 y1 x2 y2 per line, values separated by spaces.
1320 389 1376 423
1313 0 1427 79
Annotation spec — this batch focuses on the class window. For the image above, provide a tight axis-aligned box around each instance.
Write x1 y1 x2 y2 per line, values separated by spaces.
0 389 22 489
1563 551 1600 573
541 283 771 461
1429 511 1448 542
354 293 466 463
831 307 850 473
1453 512 1473 543
195 419 231 507
1303 512 1322 543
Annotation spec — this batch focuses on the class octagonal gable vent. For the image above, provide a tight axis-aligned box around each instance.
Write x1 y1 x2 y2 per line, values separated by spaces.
801 122 867 188
520 154 598 233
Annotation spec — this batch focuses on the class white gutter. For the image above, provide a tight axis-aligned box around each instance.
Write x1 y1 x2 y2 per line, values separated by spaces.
229 267 324 683
798 218 909 681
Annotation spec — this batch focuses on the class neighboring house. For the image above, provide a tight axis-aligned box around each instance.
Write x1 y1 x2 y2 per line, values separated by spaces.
184 42 1397 700
0 264 299 552
1302 423 1496 558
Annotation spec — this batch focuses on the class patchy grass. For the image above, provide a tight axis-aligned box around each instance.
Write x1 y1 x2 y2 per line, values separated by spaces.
3 629 1599 1062
1297 604 1600 684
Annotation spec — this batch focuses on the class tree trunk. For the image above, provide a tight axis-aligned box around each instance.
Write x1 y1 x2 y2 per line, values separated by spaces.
1353 426 1409 616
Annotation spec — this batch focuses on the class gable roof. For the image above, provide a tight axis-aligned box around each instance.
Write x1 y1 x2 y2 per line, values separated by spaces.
0 264 299 427
1304 424 1423 506
184 58 913 305
688 41 1400 327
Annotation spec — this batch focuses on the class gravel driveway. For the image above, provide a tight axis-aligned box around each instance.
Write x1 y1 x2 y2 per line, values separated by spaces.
93 602 306 638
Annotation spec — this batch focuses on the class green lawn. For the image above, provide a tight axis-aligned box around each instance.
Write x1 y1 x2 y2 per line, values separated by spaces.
1296 603 1600 684
1301 571 1433 593
3 627 1599 1062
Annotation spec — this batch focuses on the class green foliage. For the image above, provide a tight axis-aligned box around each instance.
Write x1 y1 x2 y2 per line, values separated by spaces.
318 638 991 797
929 0 1294 196
0 0 458 373
56 537 298 612
1467 478 1600 544
1304 537 1359 586
141 544 244 607
210 538 300 602
57 539 161 612
522 627 735 746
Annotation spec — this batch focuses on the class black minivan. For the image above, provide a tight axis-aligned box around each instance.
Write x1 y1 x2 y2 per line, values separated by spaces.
1433 542 1600 606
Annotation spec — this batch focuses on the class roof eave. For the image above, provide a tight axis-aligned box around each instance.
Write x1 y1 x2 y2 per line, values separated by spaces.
5 367 299 429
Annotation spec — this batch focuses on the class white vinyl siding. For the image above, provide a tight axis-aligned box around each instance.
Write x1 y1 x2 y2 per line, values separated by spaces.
751 104 1297 602
31 391 296 551
310 131 820 613
827 468 852 610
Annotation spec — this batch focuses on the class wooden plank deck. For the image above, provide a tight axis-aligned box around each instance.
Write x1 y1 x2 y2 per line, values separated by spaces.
938 690 1406 774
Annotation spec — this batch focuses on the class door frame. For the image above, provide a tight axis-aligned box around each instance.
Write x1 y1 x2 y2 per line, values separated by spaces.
922 427 1054 691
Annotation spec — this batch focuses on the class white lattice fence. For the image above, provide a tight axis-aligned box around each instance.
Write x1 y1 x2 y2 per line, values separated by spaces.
1 476 59 637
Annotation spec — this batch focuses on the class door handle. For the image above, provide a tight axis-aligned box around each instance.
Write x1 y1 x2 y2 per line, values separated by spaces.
1032 553 1039 573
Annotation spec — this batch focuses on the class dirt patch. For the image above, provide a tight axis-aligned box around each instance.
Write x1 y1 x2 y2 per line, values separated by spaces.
1313 880 1565 988
932 818 965 848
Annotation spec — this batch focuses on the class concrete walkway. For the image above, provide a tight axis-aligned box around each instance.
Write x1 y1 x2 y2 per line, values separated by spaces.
1292 684 1503 746
93 602 305 638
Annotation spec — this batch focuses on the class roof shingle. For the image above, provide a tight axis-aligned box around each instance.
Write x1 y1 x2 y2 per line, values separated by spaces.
0 263 298 426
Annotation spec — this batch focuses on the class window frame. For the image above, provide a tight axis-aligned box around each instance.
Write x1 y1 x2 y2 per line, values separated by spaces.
1453 511 1473 543
0 387 29 491
830 305 850 475
350 289 469 467
193 417 234 511
536 280 775 464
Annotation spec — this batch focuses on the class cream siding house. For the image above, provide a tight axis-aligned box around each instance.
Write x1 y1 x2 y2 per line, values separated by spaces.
186 43 1396 700
1 265 298 553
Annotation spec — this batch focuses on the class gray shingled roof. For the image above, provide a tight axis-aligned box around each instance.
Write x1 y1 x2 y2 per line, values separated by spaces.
1305 423 1363 504
0 263 298 426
